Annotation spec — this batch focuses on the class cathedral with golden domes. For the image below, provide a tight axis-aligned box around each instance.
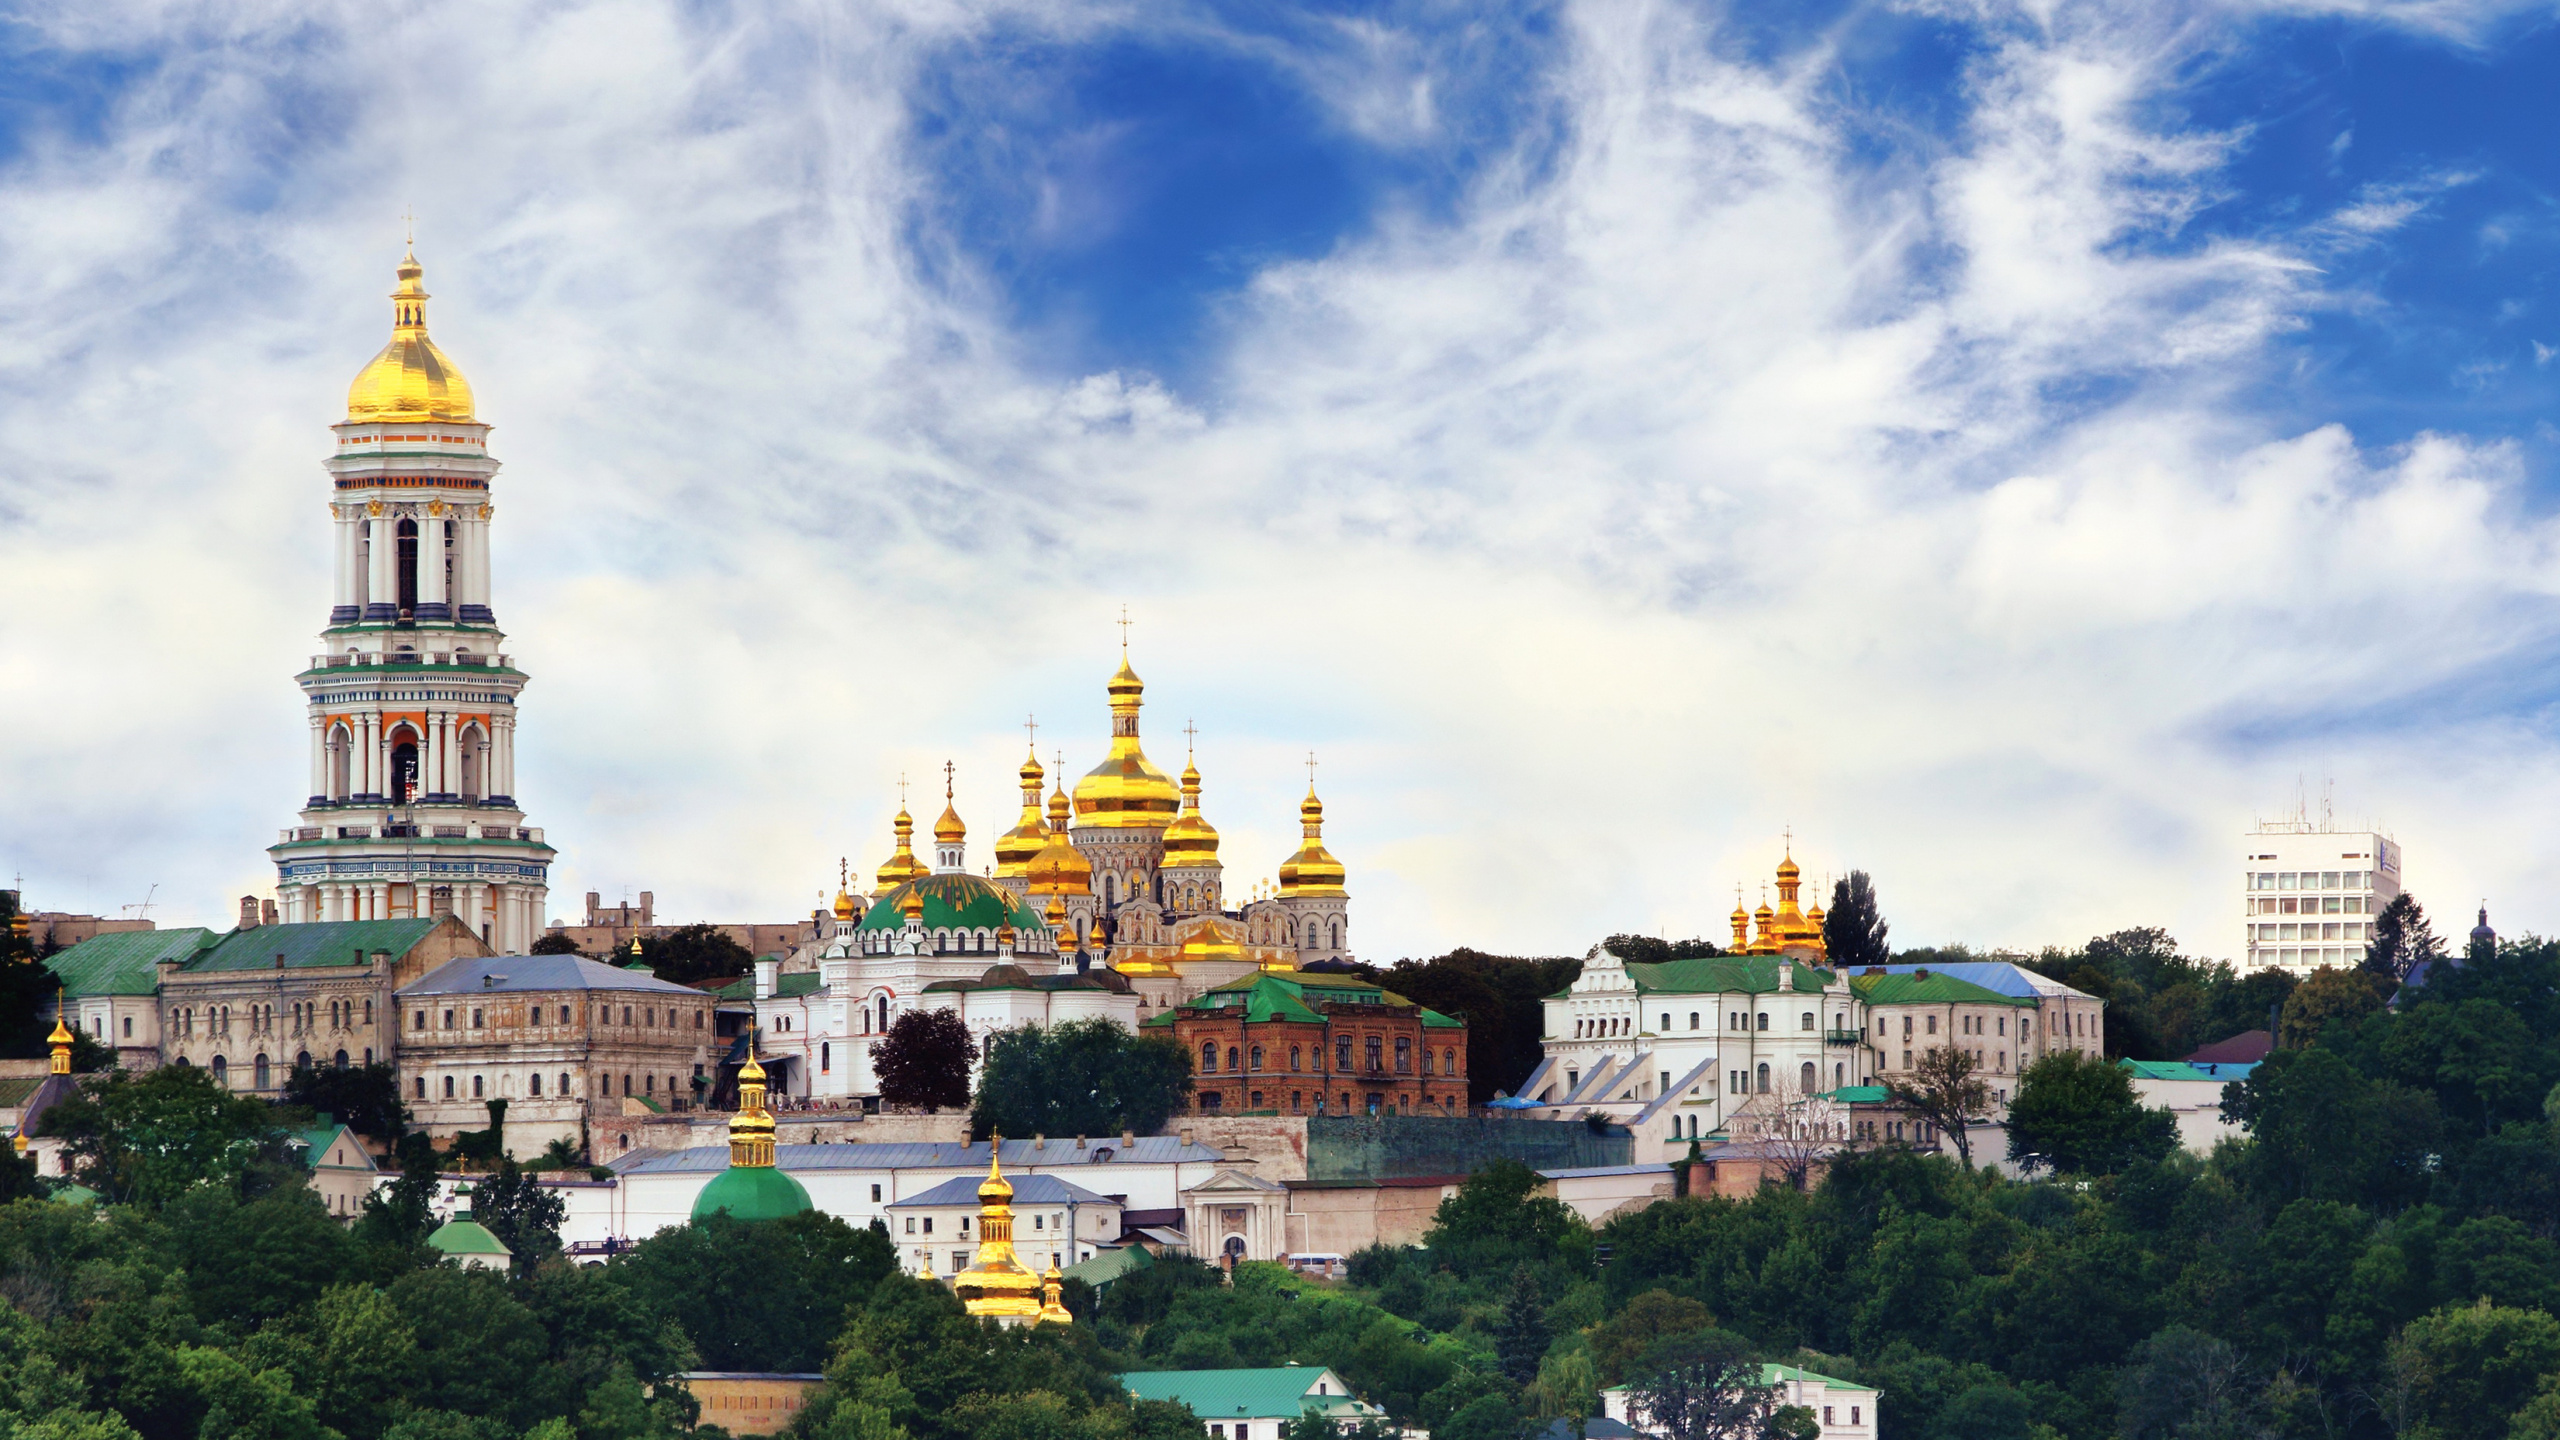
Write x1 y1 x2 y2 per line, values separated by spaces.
740 646 1357 1100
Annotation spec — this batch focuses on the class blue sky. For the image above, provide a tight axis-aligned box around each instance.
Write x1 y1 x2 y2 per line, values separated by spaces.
5 0 2560 961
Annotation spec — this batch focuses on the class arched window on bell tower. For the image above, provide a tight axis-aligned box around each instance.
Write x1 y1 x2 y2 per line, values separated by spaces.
395 518 418 617
457 724 485 803
388 727 420 804
327 724 351 801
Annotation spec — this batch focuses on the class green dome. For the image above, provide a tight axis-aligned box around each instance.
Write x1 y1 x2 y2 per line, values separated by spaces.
693 1164 813 1222
426 1218 511 1256
858 873 1048 934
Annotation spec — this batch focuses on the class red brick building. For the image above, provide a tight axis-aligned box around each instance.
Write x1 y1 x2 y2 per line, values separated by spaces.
1151 970 1468 1117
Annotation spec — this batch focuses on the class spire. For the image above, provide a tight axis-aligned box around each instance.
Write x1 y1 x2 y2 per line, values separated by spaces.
729 1026 776 1167
831 856 857 921
46 989 72 1076
1160 722 1221 876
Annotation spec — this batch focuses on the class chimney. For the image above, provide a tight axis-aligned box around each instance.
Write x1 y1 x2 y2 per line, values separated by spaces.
261 899 278 927
585 891 601 926
1178 1126 1195 1147
239 897 261 931
754 958 779 1001
640 891 654 926
1034 1134 1045 1150
1122 1129 1135 1149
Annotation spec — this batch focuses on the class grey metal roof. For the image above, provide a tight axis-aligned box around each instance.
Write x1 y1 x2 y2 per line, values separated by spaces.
611 1137 1226 1175
1537 1163 1675 1180
888 1172 1118 1208
397 954 708 998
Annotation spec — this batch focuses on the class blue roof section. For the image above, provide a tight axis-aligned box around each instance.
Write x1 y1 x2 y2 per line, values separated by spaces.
1511 1056 1558 1102
2121 1059 2258 1084
1554 1054 1620 1106
1875 961 2046 998
1632 1056 1716 1127
609 1137 1227 1175
888 1172 1117 1208
398 953 708 997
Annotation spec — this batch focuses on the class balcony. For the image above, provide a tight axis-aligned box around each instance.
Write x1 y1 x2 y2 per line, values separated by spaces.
1825 1029 1865 1046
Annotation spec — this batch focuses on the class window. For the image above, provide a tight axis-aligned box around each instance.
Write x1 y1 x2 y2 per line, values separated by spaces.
872 1185 882 1202
1226 1046 1240 1072
904 1218 914 1234
530 1074 542 1096
1395 1037 1412 1073
442 1009 455 1030
1756 1063 1770 1093
1689 1011 1700 1030
696 1009 705 1028
623 1006 632 1025
123 1016 132 1037
1364 1036 1382 1071
1801 1012 1815 1031
472 1008 484 1028
1661 1013 1671 1030
1926 1015 1938 1034
1290 1046 1302 1071
1336 1038 1352 1071
472 1075 484 1098
1445 1049 1457 1074
1201 1043 1217 1073
1421 1049 1434 1076
1250 1046 1263 1072
646 1007 655 1027
1756 1013 1769 1031
443 1076 455 1098
415 1077 426 1098
559 1072 570 1096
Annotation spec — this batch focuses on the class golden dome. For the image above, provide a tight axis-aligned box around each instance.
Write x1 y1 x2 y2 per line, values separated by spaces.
1159 755 1221 870
1073 655 1180 830
831 887 857 922
875 807 929 889
1038 1262 1073 1327
346 250 476 423
954 1142 1044 1321
900 888 926 922
993 748 1050 880
934 768 967 846
729 1035 777 1167
1176 915 1246 965
1276 786 1347 898
1028 776 1095 897
1046 894 1080 957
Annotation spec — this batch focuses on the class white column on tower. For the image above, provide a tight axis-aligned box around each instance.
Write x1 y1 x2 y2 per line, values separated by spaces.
308 714 326 799
419 509 448 614
467 508 492 610
335 510 362 614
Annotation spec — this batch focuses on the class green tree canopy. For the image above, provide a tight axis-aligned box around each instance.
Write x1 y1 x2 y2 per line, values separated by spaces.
970 1018 1191 1141
609 1209 894 1372
630 923 756 987
1370 949 1585 1102
277 1060 408 1142
872 1010 973 1112
2364 893 2444 984
36 1064 287 1207
1822 872 1890 970
2004 1050 2177 1175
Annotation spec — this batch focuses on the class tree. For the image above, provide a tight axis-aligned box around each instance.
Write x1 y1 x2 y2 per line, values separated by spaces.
359 1132 443 1250
1886 1046 1994 1169
1602 936 1724 965
969 1018 1192 1141
469 1158 566 1271
278 1060 408 1142
2115 1326 2254 1440
630 924 754 987
36 1064 286 1206
1420 1159 1590 1278
872 1010 974 1112
1527 1349 1600 1438
2278 967 2383 1049
1823 873 1889 970
1627 1329 1774 1440
0 891 64 1062
2363 894 2443 984
528 933 584 956
2382 1300 2560 1440
1729 1079 1846 1190
1373 949 1586 1103
1492 1265 1549 1386
2005 1050 2177 1175
1588 1291 1716 1385
608 1209 895 1372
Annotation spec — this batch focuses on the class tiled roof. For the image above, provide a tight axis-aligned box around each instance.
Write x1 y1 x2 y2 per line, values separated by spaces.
1118 1367 1357 1420
609 1136 1226 1175
398 954 709 997
1626 956 1832 996
46 928 218 995
187 920 442 973
887 1172 1117 1208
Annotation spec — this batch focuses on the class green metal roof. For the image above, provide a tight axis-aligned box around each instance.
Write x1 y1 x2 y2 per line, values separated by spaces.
857 875 1047 935
1189 971 1435 1025
1118 1367 1360 1419
46 928 218 996
1763 1363 1876 1395
711 972 826 1001
426 1218 511 1256
1824 1085 1891 1104
1626 955 1832 997
2120 1059 2255 1083
186 920 443 973
293 1122 375 1172
1063 1244 1154 1289
1847 970 2034 1007
0 1078 42 1109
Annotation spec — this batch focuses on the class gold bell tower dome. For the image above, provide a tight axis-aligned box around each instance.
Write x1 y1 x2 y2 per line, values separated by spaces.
346 249 476 423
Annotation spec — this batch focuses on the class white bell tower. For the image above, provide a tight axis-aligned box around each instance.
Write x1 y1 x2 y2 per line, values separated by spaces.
265 248 554 950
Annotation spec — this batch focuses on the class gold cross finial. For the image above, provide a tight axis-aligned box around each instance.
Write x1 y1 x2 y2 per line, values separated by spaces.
1183 719 1198 758
402 206 414 248
1024 714 1039 750
1117 604 1132 651
1306 751 1319 788
944 759 955 802
1782 825 1794 858
897 773 909 807
839 857 848 888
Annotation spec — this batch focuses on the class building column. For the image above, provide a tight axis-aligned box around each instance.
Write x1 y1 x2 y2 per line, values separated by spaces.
308 714 327 800
416 511 449 621
425 713 445 796
334 510 363 621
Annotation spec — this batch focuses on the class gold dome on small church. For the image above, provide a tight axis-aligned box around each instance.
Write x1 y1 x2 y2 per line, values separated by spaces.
346 249 475 423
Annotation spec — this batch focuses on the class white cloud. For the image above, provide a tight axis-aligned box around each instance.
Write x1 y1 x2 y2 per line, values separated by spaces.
4 0 2558 968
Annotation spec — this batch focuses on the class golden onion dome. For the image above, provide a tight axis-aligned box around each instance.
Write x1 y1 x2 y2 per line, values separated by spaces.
875 807 929 889
978 1143 1014 1202
1176 915 1246 965
1028 819 1095 897
346 249 476 423
1276 786 1347 897
1160 756 1221 869
1776 855 1801 881
993 747 1051 880
831 888 857 922
934 790 967 845
1073 655 1180 830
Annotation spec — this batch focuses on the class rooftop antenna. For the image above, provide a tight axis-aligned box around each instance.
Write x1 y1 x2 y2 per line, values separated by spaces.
2321 777 2335 833
122 884 157 921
